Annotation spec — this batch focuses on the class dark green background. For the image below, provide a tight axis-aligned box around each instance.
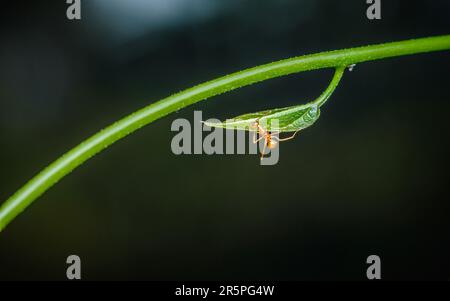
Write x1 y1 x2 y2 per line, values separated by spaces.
1 0 449 280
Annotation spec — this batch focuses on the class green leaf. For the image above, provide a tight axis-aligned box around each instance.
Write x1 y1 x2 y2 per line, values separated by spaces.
204 66 346 133
203 103 320 132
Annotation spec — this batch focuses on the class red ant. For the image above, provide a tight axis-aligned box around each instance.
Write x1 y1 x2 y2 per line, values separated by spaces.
251 120 300 160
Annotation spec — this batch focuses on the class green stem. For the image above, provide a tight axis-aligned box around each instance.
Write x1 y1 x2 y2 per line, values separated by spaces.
1 35 450 231
313 66 346 108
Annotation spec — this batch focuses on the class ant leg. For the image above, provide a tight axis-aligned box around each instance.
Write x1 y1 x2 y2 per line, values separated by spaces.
250 120 260 131
260 139 267 160
272 130 300 142
250 121 265 144
253 131 265 144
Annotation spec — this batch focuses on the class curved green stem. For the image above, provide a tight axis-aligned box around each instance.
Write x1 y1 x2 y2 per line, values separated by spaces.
1 35 450 231
313 66 346 108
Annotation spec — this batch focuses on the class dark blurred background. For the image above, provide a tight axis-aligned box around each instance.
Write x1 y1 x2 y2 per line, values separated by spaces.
0 0 449 280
